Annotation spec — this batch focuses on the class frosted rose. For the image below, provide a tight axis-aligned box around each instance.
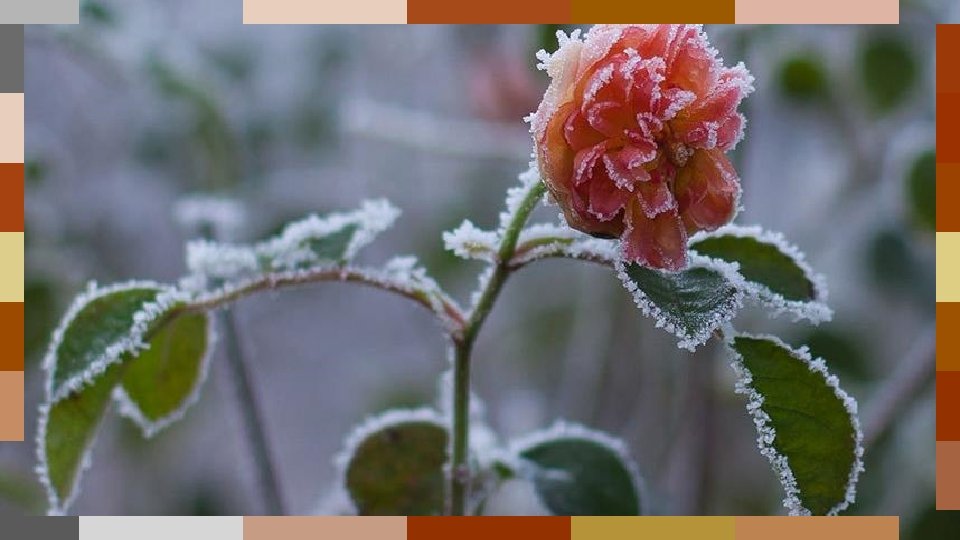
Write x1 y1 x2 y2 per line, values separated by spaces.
531 25 754 271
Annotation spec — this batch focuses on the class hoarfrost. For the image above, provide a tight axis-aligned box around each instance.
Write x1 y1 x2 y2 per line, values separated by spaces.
443 220 499 262
690 225 832 324
727 332 864 516
615 255 746 351
43 280 188 403
508 420 646 515
113 313 218 438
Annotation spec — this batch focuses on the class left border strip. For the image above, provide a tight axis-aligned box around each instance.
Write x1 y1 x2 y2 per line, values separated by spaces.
0 23 23 442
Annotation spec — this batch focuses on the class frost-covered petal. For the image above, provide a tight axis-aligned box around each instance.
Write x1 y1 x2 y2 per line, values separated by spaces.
635 180 676 218
675 149 740 233
621 201 688 271
587 171 632 221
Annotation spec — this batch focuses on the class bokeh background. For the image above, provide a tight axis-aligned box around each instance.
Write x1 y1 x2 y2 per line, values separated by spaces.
5 1 948 535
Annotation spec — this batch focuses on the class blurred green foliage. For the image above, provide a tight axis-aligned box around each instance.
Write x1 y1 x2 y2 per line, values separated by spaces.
778 54 829 104
908 150 936 232
860 34 918 113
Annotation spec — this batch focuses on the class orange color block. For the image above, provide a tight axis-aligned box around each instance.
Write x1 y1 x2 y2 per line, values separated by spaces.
0 302 22 370
939 164 960 231
571 0 734 23
939 26 960 93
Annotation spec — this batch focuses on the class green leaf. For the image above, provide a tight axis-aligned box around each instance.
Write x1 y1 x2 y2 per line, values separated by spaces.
343 412 447 515
303 222 358 263
39 363 123 514
778 54 829 103
689 226 830 323
907 150 935 232
729 335 863 516
46 283 170 401
515 424 641 516
117 312 212 437
617 259 741 350
860 33 917 112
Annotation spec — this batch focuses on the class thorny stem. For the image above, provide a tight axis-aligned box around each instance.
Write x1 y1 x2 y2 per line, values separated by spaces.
220 309 286 515
449 179 547 515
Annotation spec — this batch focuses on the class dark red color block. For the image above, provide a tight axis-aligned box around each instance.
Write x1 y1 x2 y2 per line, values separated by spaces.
938 371 960 440
406 0 570 24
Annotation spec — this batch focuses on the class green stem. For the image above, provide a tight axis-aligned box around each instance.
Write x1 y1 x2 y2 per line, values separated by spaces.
449 180 546 516
221 309 286 515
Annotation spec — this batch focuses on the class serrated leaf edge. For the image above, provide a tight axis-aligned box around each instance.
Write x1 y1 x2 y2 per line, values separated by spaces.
615 254 746 351
690 224 832 324
725 332 864 516
112 312 218 439
507 419 646 516
42 280 187 403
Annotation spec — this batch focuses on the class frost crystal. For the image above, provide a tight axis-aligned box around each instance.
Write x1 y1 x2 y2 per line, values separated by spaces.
332 407 447 514
508 420 646 514
615 255 746 351
690 225 832 324
727 333 864 516
443 220 499 262
42 280 188 403
113 314 218 439
184 199 400 292
512 224 618 268
498 164 543 234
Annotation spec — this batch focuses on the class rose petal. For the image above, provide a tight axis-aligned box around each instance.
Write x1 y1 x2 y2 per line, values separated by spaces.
587 169 632 221
563 108 606 151
622 200 688 271
674 149 740 232
636 180 677 218
573 142 608 186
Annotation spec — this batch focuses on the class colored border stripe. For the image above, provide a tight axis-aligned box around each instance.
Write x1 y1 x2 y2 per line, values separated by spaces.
80 517 243 540
0 163 23 231
0 371 22 440
0 301 23 370
570 1 733 24
244 0 406 23
0 1 77 24
407 0 569 24
0 93 23 163
6 517 78 539
572 517 734 539
408 517 570 540
0 25 23 93
242 0 895 23
938 23 959 512
938 371 960 441
245 516 406 539
734 516 899 539
734 0 898 23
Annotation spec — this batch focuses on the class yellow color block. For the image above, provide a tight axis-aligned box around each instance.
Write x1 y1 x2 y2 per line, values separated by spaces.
939 233 960 302
571 517 735 540
0 233 22 302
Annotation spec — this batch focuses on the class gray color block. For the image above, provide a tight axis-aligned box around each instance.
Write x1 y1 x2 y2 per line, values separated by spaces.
0 0 78 24
0 25 23 93
7 517 79 540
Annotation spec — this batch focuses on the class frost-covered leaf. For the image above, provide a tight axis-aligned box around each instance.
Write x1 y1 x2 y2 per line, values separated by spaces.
43 282 184 402
616 257 743 351
511 422 642 516
115 312 214 438
690 225 831 323
37 363 122 515
338 409 447 515
443 220 498 262
185 199 400 290
728 334 863 516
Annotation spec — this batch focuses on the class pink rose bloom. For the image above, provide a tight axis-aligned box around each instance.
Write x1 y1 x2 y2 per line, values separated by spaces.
530 25 754 271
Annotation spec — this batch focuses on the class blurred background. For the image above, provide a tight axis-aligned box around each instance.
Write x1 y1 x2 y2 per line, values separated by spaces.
5 1 948 534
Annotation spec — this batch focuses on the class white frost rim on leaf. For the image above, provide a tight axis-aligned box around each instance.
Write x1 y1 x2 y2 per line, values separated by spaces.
508 420 646 516
112 312 218 439
185 199 400 290
332 407 447 514
690 225 832 324
35 394 115 516
43 280 187 403
498 164 543 235
511 224 619 267
727 332 864 516
615 254 746 351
